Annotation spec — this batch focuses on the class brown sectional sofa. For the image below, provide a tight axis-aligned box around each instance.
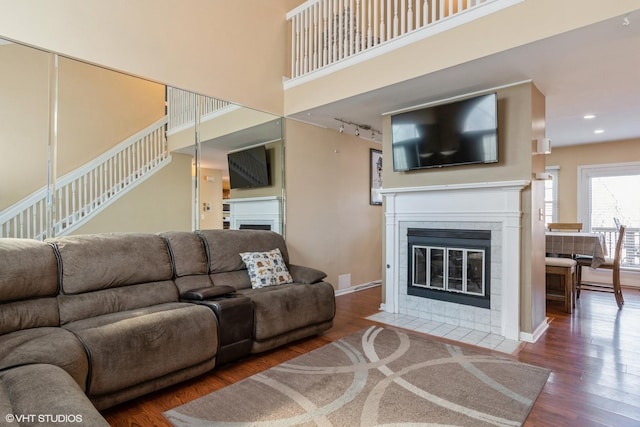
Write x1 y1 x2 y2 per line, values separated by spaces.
0 229 335 425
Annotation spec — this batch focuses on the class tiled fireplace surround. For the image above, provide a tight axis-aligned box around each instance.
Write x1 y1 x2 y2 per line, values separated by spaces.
381 180 530 342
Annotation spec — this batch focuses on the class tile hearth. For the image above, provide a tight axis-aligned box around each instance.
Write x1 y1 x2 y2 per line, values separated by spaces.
367 311 522 354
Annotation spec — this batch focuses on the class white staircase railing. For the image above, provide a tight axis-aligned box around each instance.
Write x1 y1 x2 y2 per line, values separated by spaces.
166 87 237 135
0 117 170 240
287 0 520 80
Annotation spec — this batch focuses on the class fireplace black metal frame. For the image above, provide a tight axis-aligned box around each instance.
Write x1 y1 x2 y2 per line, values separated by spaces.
407 228 491 309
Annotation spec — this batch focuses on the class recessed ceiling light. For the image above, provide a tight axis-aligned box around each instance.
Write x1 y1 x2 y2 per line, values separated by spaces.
584 114 596 119
594 129 604 134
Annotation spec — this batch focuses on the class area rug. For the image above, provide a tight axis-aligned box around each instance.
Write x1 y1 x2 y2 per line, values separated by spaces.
164 326 550 426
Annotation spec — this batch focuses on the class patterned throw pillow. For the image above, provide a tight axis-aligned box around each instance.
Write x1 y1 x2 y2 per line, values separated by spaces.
239 248 294 289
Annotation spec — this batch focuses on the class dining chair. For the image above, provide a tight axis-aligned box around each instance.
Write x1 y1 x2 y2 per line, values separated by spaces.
547 223 583 232
576 225 626 309
545 256 577 313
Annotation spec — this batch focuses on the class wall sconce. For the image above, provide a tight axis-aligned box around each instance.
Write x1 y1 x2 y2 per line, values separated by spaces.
335 118 381 140
533 138 551 154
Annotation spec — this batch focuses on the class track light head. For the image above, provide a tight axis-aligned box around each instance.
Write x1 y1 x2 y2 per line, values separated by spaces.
334 117 380 140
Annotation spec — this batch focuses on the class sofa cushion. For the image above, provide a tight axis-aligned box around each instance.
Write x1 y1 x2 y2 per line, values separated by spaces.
237 282 336 341
240 248 293 289
63 303 218 396
52 233 173 294
0 238 58 304
161 231 208 277
57 280 179 324
0 327 89 388
199 229 289 273
0 364 109 427
0 298 60 336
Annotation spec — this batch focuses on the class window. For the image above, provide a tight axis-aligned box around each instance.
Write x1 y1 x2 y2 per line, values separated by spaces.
578 162 640 268
544 166 559 226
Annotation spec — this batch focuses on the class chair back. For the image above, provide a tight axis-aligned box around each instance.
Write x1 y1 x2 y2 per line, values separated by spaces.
548 222 583 232
613 225 626 273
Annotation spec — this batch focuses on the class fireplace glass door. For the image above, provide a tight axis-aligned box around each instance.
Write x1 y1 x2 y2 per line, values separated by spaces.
412 245 485 296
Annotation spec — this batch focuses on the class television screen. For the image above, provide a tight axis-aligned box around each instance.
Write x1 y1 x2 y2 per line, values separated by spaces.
227 145 270 189
391 93 498 171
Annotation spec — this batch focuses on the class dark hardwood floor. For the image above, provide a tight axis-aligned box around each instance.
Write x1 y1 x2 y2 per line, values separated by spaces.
103 286 640 426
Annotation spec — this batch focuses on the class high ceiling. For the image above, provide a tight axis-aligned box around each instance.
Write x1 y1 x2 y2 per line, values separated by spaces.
286 10 640 148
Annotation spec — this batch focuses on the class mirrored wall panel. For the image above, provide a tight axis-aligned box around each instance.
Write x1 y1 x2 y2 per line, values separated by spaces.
0 39 284 239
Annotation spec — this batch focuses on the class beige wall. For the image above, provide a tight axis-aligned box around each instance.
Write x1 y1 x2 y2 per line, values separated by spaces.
381 82 546 334
4 2 635 118
0 0 304 116
285 119 383 290
528 84 548 334
0 43 49 208
546 137 640 223
72 154 192 235
0 44 166 210
58 57 165 175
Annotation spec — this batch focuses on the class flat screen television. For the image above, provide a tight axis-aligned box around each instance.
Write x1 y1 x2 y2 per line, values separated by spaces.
227 145 271 189
391 93 498 171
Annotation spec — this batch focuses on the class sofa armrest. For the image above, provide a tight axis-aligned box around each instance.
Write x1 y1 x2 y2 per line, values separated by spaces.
181 285 236 301
287 264 327 284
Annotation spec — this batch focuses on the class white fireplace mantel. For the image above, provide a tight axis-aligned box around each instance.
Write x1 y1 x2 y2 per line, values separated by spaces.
226 196 283 235
381 180 530 341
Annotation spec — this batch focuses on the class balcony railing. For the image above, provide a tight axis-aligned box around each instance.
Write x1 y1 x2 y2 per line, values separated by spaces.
166 87 237 135
286 0 522 80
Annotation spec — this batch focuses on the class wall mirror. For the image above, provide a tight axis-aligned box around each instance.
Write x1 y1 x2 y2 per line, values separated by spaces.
0 38 284 239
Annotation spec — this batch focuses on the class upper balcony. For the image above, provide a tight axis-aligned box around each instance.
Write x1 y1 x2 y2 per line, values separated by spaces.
285 0 522 86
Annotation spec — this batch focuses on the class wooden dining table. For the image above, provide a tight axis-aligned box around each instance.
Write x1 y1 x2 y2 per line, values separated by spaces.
545 231 608 268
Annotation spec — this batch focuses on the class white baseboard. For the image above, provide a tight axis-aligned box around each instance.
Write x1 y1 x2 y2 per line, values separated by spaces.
334 280 382 296
519 318 549 343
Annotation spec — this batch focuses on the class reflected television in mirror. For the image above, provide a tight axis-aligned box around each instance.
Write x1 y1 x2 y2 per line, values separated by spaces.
227 145 271 189
391 93 498 171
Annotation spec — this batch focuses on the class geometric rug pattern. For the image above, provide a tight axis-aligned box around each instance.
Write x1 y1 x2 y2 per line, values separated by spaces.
164 326 550 426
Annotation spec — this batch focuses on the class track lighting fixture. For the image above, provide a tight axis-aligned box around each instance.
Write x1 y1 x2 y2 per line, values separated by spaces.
334 118 382 140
